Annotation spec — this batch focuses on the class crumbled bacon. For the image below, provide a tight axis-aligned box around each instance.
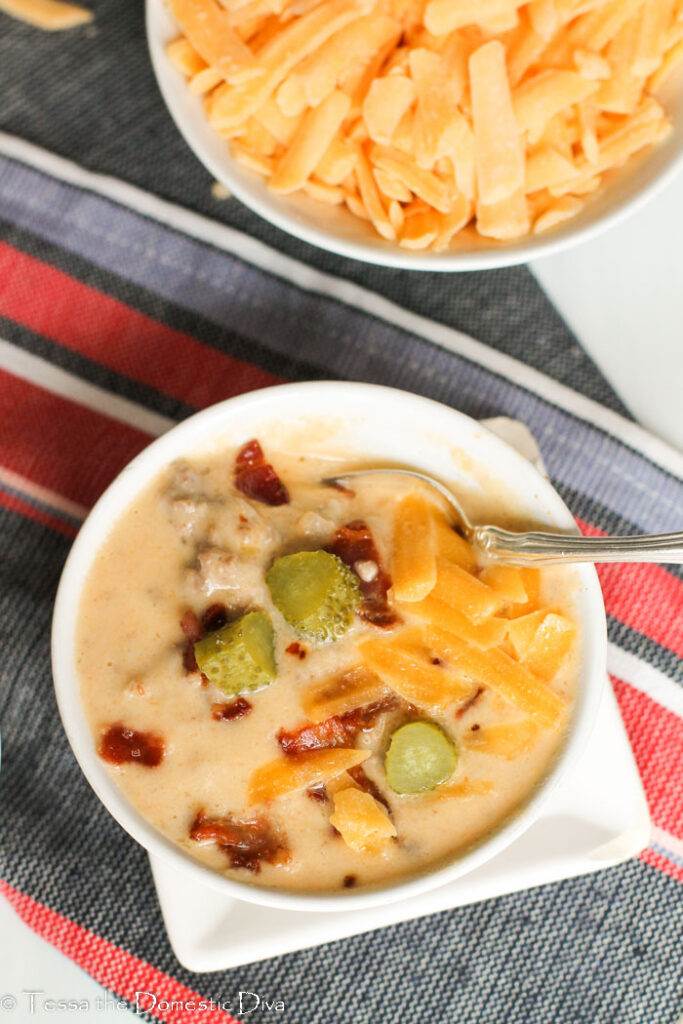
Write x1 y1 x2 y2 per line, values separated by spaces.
347 764 392 813
277 695 400 756
189 810 288 872
180 610 202 642
211 697 252 722
234 439 289 507
182 640 200 675
201 602 228 633
180 605 228 684
343 874 357 888
98 724 164 767
340 695 400 734
277 694 399 817
455 686 485 719
278 715 349 755
328 520 378 575
286 641 307 660
328 520 398 628
180 611 202 675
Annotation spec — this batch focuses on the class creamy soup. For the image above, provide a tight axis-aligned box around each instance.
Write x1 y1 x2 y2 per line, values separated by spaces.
76 438 578 893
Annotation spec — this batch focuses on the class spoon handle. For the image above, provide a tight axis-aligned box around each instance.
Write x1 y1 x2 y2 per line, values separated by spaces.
475 527 683 566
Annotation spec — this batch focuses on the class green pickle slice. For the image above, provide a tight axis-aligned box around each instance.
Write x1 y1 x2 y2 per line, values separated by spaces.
194 610 276 696
266 549 361 644
385 721 457 794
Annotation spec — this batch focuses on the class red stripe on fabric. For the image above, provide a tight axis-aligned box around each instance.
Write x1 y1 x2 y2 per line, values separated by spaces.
611 675 683 839
0 369 152 508
0 881 240 1024
0 488 78 539
578 519 683 659
0 242 282 408
640 847 683 884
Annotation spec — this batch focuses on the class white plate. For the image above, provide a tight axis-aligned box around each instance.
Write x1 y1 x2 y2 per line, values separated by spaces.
145 0 683 271
148 418 649 972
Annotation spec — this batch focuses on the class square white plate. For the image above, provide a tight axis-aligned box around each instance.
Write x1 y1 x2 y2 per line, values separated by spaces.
148 418 649 972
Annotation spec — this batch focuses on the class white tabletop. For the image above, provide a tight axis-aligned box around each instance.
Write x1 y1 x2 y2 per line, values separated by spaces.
532 169 683 451
1 168 682 1018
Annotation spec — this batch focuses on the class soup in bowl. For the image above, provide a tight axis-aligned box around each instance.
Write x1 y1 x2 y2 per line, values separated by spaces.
52 382 606 910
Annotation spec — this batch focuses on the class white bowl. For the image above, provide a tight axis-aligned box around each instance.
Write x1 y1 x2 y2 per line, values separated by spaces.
52 381 607 912
146 0 683 271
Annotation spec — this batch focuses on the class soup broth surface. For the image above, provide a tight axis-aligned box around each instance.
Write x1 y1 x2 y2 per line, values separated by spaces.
76 438 578 893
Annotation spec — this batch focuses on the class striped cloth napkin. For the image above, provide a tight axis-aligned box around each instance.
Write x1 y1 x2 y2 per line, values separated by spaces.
0 132 682 1024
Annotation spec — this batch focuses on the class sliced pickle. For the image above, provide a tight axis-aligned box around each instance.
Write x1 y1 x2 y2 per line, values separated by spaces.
385 721 457 794
266 550 361 643
194 610 276 696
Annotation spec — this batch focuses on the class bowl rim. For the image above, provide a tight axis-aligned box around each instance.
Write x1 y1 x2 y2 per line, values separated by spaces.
145 0 683 272
51 381 607 912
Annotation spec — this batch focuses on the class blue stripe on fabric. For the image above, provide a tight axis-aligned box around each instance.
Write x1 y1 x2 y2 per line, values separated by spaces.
651 843 683 870
0 155 682 540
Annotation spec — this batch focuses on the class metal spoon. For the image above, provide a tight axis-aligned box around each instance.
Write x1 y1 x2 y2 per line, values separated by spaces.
323 468 683 567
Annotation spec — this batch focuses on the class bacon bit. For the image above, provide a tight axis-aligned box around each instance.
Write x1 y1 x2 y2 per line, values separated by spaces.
238 514 249 523
470 723 481 732
278 715 349 755
180 606 229 683
286 641 307 660
340 695 400 734
328 520 381 574
347 763 391 813
180 610 202 642
234 439 289 506
201 602 228 633
99 724 164 767
182 637 209 685
343 874 357 888
328 521 398 628
211 697 253 722
189 809 288 872
306 785 329 804
182 640 199 674
277 695 400 756
180 611 202 677
456 687 485 719
431 656 443 666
